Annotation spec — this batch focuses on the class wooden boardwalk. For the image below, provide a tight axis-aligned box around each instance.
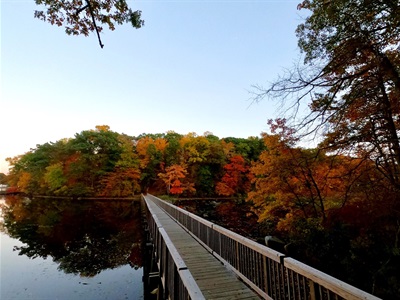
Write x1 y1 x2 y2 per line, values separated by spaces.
145 196 261 299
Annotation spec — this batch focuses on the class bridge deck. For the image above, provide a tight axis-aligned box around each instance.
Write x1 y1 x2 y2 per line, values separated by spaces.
146 197 261 299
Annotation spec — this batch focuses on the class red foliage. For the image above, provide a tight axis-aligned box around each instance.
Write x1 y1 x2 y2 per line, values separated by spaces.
5 186 20 194
216 155 251 196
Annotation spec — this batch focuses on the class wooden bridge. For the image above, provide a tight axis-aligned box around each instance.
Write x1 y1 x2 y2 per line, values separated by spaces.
142 194 381 300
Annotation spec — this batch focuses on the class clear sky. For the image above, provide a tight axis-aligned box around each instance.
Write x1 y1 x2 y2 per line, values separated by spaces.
1 0 305 174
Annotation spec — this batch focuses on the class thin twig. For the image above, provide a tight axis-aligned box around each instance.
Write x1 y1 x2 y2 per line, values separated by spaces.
76 4 89 15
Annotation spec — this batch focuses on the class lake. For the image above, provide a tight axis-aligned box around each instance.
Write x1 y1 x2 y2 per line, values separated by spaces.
0 196 144 300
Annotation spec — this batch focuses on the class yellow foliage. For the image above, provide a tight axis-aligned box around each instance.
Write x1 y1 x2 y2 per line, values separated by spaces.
17 172 31 193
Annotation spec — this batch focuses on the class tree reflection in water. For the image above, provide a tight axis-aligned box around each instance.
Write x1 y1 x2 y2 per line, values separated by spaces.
0 196 143 277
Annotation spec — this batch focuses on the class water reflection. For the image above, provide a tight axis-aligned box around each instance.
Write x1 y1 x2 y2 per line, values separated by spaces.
0 195 144 299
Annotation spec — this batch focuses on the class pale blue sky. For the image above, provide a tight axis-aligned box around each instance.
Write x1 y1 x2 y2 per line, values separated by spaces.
1 0 305 173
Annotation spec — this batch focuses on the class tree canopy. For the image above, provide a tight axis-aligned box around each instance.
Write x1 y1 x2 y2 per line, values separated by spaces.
254 0 400 196
5 126 262 198
34 0 144 48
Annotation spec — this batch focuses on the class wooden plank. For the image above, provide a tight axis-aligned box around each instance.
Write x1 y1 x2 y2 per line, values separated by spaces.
199 281 252 292
207 289 261 299
192 272 231 280
187 267 227 274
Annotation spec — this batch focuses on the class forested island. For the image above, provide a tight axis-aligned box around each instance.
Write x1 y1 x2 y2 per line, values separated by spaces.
3 123 399 298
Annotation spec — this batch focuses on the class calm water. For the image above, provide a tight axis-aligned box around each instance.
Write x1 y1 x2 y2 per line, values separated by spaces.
0 196 144 300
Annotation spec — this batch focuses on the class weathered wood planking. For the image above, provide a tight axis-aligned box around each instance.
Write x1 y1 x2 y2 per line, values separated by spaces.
145 196 261 300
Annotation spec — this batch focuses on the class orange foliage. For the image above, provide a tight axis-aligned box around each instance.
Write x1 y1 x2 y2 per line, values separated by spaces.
220 140 235 158
135 137 154 168
158 164 187 195
248 120 367 224
216 155 251 196
100 167 141 197
154 138 168 152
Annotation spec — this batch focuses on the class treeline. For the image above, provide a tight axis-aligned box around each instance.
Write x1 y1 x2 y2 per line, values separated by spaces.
5 124 400 297
5 125 264 198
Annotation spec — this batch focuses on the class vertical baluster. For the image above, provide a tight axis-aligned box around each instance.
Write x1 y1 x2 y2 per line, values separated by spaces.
218 231 222 256
251 249 255 283
271 260 276 299
247 248 251 282
254 251 258 287
263 256 269 295
226 236 231 264
230 237 234 266
256 251 261 288
243 245 247 278
290 270 295 300
309 280 317 300
235 240 240 272
280 261 286 299
285 267 291 300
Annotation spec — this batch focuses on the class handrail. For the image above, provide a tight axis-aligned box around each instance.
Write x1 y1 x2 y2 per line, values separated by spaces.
142 195 205 300
145 194 381 300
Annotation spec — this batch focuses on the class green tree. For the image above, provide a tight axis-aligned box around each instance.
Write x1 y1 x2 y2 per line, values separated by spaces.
68 126 123 195
222 137 266 161
44 163 67 194
179 133 216 196
6 143 57 194
100 133 141 197
164 131 183 166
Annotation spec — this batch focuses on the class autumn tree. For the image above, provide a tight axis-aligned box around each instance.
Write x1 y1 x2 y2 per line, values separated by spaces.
0 173 7 184
248 119 365 225
251 4 400 289
179 133 224 196
6 143 59 194
253 0 400 193
100 167 140 197
158 164 194 195
100 134 141 197
34 0 144 48
216 155 251 197
134 135 166 193
248 119 399 297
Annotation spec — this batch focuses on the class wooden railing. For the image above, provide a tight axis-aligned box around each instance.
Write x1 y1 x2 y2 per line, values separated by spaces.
142 195 205 300
145 194 381 300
